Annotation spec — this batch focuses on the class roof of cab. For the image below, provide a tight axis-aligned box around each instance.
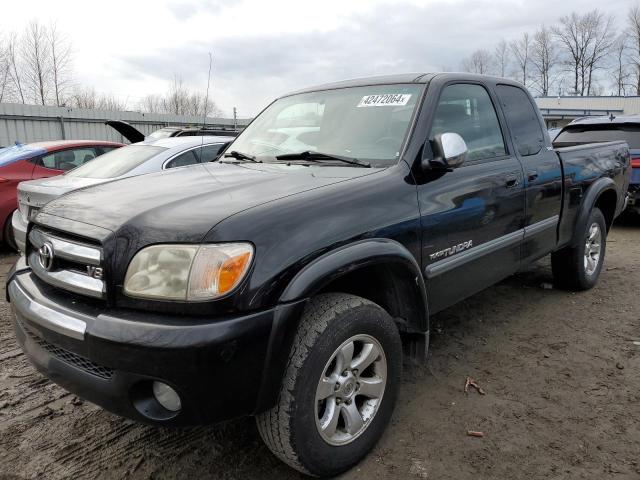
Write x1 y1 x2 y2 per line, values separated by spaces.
282 72 525 97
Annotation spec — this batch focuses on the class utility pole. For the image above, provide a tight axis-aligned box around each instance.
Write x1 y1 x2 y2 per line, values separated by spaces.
233 107 237 131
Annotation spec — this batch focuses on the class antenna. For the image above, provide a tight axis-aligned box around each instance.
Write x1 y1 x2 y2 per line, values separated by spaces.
202 52 213 129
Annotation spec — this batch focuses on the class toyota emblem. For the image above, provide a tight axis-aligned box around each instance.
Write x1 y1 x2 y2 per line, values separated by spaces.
38 243 54 271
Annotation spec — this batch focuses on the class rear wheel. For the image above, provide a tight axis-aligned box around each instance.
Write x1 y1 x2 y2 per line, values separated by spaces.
256 293 402 477
551 207 607 290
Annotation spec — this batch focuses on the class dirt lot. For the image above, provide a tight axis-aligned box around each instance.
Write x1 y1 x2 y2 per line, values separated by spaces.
0 220 638 480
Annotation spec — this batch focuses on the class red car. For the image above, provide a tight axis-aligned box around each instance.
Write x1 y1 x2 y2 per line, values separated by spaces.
0 140 123 248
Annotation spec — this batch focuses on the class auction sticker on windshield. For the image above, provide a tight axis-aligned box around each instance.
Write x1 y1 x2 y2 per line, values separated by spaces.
357 94 411 107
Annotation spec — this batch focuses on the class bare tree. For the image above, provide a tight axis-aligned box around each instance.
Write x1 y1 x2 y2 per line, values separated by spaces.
48 22 73 106
531 26 558 96
493 39 510 77
584 11 615 95
21 21 50 105
0 37 10 103
629 5 640 95
510 33 531 85
164 75 190 115
461 49 494 75
553 10 615 96
139 86 222 117
69 86 99 109
6 33 25 103
97 94 126 111
610 35 631 95
68 87 125 111
553 13 587 95
139 94 165 113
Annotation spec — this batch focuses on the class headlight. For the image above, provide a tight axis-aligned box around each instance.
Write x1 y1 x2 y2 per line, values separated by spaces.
124 243 254 301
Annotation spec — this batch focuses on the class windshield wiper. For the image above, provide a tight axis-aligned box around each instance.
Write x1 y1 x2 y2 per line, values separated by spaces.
223 150 260 163
275 151 371 168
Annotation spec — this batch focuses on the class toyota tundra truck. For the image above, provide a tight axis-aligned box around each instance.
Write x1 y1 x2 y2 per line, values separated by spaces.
7 73 630 477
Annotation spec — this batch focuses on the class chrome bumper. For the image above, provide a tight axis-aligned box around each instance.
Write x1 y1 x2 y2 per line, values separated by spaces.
9 272 88 340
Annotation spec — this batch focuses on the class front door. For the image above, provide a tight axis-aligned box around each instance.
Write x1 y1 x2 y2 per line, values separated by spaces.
415 82 526 314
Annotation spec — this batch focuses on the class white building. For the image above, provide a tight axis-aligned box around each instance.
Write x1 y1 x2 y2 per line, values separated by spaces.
534 96 640 128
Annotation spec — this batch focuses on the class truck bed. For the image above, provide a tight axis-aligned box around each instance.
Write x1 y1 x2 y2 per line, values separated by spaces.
553 140 630 248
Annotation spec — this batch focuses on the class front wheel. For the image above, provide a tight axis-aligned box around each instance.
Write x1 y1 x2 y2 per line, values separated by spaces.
256 293 402 477
551 207 607 290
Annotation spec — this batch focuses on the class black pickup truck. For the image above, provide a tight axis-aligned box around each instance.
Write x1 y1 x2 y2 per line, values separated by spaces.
8 74 630 477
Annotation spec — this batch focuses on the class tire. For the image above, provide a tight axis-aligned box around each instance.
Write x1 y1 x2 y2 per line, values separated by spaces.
3 213 17 252
551 207 607 291
256 293 402 477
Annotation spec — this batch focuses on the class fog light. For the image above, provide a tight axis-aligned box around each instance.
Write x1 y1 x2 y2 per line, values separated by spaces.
152 381 181 412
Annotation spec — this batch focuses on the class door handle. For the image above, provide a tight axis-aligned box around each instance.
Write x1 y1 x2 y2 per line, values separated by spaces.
505 175 520 188
527 171 539 182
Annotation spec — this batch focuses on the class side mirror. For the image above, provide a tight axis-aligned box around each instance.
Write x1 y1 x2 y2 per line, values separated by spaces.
423 132 468 171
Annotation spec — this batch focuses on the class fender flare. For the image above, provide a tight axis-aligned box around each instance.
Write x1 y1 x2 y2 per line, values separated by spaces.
279 238 428 331
570 177 617 247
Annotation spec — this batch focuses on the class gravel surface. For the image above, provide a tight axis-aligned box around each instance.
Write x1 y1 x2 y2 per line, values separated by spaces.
0 220 638 479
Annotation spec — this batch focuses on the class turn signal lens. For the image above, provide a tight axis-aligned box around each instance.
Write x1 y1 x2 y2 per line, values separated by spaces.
187 244 254 300
219 251 252 294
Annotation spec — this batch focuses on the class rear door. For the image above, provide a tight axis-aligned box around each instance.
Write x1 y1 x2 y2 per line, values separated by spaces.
495 84 562 264
418 82 526 314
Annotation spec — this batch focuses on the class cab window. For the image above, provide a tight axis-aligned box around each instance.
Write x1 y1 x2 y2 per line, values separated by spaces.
495 84 545 156
430 84 506 162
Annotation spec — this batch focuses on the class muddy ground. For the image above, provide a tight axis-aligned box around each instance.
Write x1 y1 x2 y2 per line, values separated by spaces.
0 220 638 480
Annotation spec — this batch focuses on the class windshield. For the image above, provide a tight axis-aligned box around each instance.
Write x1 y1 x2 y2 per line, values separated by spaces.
66 145 167 179
229 84 423 166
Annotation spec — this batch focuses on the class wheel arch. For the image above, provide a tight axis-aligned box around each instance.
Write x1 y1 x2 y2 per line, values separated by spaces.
571 178 618 246
279 238 429 335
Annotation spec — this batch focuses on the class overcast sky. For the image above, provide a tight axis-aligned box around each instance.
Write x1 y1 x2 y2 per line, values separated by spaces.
0 0 633 117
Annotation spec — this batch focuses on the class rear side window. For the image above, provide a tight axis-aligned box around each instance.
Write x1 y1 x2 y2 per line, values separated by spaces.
495 85 545 156
554 125 640 148
430 83 506 162
166 149 200 169
199 144 224 162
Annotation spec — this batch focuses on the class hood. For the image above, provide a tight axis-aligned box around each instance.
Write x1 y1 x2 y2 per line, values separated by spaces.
39 162 375 243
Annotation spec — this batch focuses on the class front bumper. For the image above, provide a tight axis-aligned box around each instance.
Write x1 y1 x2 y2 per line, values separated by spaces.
9 266 305 426
11 210 27 252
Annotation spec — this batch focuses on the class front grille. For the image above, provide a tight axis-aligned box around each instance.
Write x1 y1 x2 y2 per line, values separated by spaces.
28 227 105 299
20 319 114 380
